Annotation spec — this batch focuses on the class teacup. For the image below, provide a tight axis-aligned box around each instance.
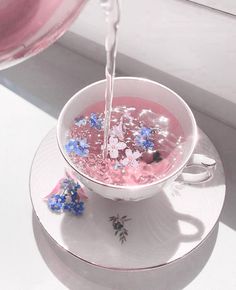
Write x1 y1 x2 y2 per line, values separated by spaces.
57 77 216 201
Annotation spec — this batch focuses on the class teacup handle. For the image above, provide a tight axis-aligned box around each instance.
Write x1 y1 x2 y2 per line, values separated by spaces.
178 154 216 184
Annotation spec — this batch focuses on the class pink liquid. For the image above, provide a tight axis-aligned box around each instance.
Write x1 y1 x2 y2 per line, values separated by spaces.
0 0 87 69
66 96 185 186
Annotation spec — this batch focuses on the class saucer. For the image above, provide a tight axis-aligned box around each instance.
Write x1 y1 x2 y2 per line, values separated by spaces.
30 128 225 270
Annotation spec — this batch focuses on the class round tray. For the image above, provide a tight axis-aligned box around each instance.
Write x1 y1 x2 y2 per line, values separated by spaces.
30 128 225 271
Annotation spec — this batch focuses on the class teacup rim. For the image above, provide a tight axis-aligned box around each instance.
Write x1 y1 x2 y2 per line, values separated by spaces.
57 76 198 190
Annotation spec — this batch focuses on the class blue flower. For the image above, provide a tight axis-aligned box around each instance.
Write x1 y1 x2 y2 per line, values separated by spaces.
71 202 85 215
65 138 89 157
63 202 73 212
48 192 85 215
48 194 66 213
62 179 72 189
113 161 124 170
135 136 154 150
70 189 79 202
76 138 90 157
65 139 79 154
135 127 154 150
75 117 87 127
63 179 81 193
47 175 86 216
89 113 102 130
142 139 154 150
140 127 152 138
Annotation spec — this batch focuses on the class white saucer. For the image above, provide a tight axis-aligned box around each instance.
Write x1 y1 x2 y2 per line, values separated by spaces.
30 128 225 271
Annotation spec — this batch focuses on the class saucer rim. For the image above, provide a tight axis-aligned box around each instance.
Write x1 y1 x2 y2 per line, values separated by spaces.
29 127 226 271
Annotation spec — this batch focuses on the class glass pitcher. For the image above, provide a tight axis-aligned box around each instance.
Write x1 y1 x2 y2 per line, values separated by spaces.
0 0 88 69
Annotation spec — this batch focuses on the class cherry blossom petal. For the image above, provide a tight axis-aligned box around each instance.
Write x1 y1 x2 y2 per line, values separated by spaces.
110 149 119 159
121 158 129 166
125 149 133 157
44 178 63 200
50 180 62 194
133 150 142 159
130 159 139 168
109 136 118 145
65 170 76 180
112 122 124 140
77 188 88 200
116 142 127 150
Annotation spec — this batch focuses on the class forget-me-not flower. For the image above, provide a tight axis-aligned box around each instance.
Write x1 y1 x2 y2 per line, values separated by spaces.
65 138 90 157
89 113 103 130
140 127 152 138
75 117 87 127
47 174 87 216
135 126 154 150
135 136 154 150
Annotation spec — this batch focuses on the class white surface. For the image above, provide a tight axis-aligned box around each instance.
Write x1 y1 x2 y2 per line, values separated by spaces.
59 0 236 127
0 44 236 289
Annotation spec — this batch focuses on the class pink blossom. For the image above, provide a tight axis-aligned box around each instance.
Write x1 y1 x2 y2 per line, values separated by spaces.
111 121 124 140
43 178 64 200
121 149 141 168
107 136 127 159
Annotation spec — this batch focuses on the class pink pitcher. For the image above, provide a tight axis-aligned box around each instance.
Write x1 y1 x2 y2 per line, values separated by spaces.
0 0 88 69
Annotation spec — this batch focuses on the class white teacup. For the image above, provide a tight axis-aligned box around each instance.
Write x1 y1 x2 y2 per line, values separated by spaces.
57 77 216 201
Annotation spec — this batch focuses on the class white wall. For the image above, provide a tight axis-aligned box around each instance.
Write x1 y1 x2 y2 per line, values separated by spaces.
59 0 236 127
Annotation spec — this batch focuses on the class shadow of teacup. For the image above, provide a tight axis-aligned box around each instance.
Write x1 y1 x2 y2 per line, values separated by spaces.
32 210 217 290
59 190 205 270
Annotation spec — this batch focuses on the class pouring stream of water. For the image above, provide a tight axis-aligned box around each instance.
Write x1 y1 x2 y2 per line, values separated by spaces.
100 0 120 158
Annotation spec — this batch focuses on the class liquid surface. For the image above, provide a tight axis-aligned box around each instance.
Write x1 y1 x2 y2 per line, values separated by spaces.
65 97 185 186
